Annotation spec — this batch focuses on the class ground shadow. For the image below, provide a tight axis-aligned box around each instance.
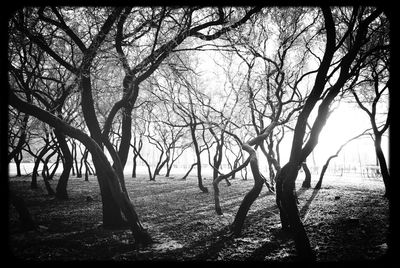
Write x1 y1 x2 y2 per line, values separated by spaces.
299 187 320 218
246 227 293 261
166 187 310 260
244 187 320 261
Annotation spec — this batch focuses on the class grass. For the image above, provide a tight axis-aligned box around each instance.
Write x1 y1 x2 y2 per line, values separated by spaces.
8 172 390 261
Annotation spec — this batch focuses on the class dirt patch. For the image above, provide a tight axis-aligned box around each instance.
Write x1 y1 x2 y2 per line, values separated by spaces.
8 174 390 261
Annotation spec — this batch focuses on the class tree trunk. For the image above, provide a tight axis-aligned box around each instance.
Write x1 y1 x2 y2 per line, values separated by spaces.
14 151 23 177
231 145 263 235
315 155 336 189
10 91 152 244
77 8 148 236
165 162 172 177
95 167 128 229
85 152 95 177
277 163 315 260
195 154 207 193
180 163 197 180
231 159 239 180
116 105 133 170
31 145 49 189
155 155 168 176
41 152 56 196
41 145 58 180
213 157 251 215
301 161 312 188
76 143 83 178
260 142 280 186
190 123 208 193
70 141 76 176
41 158 49 180
54 130 73 200
134 147 155 181
78 145 88 179
131 138 142 178
90 151 151 243
49 153 61 180
132 153 137 178
78 150 84 179
266 156 276 186
374 134 390 197
71 141 80 177
212 144 223 181
8 113 29 163
242 165 248 180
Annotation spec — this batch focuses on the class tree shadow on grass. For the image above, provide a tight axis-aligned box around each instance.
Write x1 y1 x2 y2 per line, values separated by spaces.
245 187 320 261
299 187 320 219
246 227 293 261
113 187 311 261
167 188 310 261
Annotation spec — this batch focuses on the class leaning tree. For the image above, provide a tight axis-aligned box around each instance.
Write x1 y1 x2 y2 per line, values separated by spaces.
274 6 385 260
9 7 154 244
9 6 263 244
349 23 390 196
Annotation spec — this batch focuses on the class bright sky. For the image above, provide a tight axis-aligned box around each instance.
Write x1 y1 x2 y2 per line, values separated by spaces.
276 101 389 168
193 45 390 170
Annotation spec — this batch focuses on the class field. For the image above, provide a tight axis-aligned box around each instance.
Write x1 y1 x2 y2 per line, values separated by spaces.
8 171 390 261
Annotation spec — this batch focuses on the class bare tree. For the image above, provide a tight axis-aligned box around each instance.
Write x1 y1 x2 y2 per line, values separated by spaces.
9 7 155 244
274 7 384 260
350 29 390 196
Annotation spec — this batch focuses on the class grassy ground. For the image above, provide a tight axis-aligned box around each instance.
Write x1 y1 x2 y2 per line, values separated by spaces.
8 172 390 261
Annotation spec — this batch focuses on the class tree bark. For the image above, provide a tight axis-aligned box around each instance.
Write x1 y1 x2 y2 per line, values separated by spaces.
230 138 275 234
131 137 142 178
227 123 276 232
49 153 61 180
116 104 133 170
54 129 73 200
133 146 155 181
274 7 381 260
277 163 315 260
8 114 29 163
31 144 50 189
190 122 208 193
180 163 197 180
301 161 312 188
9 91 153 245
13 152 23 177
213 157 251 215
70 140 77 176
41 145 58 180
79 60 129 226
230 147 263 235
374 134 390 197
132 152 138 178
282 168 315 260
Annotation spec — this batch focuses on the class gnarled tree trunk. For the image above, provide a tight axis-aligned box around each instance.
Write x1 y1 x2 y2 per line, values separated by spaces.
10 91 153 245
54 129 73 200
230 144 264 235
276 163 315 259
374 134 390 197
